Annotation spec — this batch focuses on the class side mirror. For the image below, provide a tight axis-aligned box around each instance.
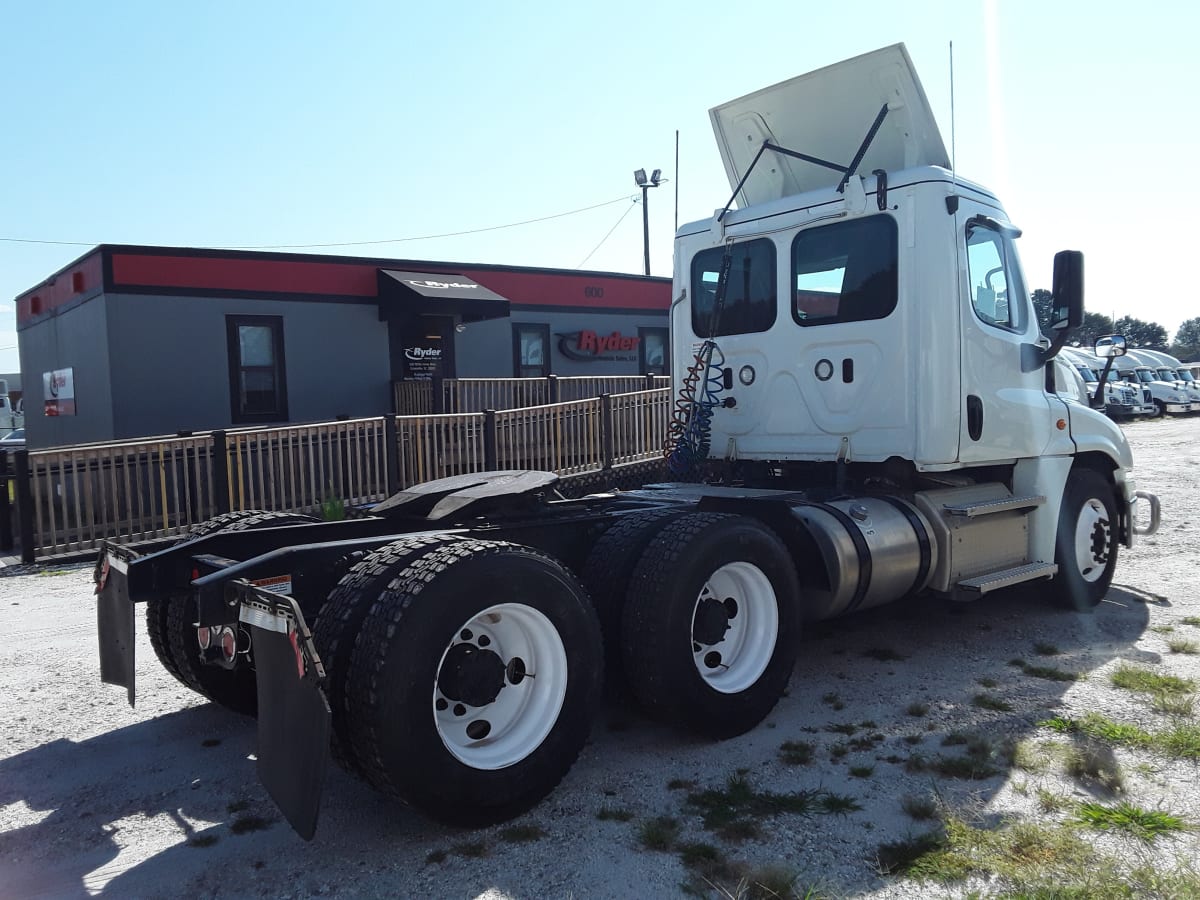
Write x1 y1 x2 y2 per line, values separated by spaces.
1095 334 1127 358
1050 250 1084 331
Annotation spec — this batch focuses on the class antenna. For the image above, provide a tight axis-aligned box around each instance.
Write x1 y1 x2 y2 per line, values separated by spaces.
949 41 958 194
674 129 680 234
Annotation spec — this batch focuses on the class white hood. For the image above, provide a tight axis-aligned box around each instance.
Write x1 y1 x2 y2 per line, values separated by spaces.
710 44 949 207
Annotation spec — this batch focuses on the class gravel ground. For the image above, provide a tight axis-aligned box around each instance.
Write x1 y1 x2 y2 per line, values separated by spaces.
1 416 1198 899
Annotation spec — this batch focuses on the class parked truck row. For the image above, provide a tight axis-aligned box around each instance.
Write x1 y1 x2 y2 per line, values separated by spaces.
1055 346 1196 418
91 45 1160 840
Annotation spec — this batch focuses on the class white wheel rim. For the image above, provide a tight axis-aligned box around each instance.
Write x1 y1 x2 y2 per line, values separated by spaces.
689 561 779 694
1073 498 1111 583
433 603 567 770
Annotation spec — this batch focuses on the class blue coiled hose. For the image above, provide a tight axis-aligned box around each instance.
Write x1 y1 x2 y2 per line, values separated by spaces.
664 340 725 478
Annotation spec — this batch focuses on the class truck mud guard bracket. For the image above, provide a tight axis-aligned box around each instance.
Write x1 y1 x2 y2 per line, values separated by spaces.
239 585 331 840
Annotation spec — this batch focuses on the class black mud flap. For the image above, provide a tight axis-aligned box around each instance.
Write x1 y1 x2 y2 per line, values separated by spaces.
95 545 136 706
245 592 331 841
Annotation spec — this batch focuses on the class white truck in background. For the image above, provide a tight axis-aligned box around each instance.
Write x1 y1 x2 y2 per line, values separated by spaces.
1112 350 1191 416
0 380 24 432
1058 346 1145 418
1132 348 1200 406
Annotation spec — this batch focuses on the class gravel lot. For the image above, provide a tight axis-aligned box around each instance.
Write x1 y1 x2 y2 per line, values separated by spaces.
1 416 1198 899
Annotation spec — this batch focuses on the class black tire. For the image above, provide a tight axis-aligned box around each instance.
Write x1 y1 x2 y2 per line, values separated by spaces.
163 510 318 715
1152 400 1166 418
621 512 801 739
345 540 603 826
580 507 689 696
1049 468 1119 611
312 533 465 775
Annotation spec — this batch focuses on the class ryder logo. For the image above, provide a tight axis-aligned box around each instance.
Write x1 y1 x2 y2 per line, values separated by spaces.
557 330 640 362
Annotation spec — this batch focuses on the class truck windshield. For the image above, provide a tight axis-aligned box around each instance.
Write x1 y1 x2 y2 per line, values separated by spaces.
1074 366 1098 383
1179 369 1197 383
1135 369 1158 383
1157 368 1180 382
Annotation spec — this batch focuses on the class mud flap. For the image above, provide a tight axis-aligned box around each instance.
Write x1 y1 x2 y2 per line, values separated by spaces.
95 548 136 706
245 593 331 841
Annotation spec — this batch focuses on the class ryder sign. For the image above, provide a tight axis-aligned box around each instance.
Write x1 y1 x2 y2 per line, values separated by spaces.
557 329 640 362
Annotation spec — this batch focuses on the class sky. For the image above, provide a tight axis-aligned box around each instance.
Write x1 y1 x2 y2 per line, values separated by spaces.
3 0 1199 376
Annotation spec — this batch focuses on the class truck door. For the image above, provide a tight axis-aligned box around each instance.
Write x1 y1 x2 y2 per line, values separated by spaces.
956 206 1054 463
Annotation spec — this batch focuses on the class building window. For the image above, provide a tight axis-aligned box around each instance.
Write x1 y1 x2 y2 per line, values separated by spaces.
226 316 288 423
640 327 669 375
512 323 550 377
791 216 898 327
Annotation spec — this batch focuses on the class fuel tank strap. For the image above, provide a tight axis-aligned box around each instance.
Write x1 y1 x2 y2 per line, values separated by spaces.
874 496 933 599
810 502 873 614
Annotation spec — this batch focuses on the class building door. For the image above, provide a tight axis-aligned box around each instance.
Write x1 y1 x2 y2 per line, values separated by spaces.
512 323 550 377
639 327 669 375
395 315 456 380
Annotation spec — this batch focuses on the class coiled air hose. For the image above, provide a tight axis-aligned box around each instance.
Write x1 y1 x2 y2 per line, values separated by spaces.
663 340 725 478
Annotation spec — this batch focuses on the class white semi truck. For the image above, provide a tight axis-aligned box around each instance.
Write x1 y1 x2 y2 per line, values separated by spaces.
1132 348 1200 406
92 45 1161 839
1109 349 1191 416
1058 346 1146 418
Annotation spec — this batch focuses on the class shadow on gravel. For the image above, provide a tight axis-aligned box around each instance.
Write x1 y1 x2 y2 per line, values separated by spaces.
0 583 1157 899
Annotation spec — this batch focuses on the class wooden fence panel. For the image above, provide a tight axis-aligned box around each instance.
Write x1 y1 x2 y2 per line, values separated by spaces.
494 399 603 475
610 388 671 466
395 413 487 489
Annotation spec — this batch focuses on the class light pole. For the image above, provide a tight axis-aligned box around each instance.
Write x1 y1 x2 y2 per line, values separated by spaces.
634 168 666 276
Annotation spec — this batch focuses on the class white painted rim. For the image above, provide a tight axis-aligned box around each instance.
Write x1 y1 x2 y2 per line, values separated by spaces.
689 561 779 694
433 603 568 770
1073 497 1111 584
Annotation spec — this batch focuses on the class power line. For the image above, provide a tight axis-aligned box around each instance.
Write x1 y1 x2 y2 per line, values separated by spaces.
576 197 639 269
0 195 634 252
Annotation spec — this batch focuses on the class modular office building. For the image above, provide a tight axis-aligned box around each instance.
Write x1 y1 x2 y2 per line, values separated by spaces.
14 246 671 449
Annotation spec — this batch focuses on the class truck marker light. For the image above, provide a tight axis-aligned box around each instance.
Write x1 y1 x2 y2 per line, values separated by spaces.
220 627 237 662
1056 419 1067 430
197 626 212 650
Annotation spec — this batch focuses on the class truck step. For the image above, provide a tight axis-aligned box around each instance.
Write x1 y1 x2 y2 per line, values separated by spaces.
956 562 1058 596
942 494 1045 518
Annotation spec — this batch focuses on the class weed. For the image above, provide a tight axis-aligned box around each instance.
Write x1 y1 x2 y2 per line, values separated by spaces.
902 733 923 745
425 849 447 864
1021 664 1079 682
668 777 696 790
229 814 273 834
1041 714 1152 747
1064 743 1125 793
848 734 884 752
821 691 844 711
639 816 680 851
1158 723 1200 759
452 841 490 858
1152 692 1196 717
875 830 951 877
225 799 250 814
864 646 907 662
1073 801 1190 842
596 806 634 822
930 754 998 780
901 795 938 821
499 824 546 843
849 765 875 778
1012 739 1059 773
188 834 219 848
860 719 878 729
820 793 862 815
829 743 848 760
825 722 858 736
971 693 1013 712
1182 616 1200 627
1110 663 1195 695
976 676 999 688
685 775 858 841
941 732 970 746
779 740 814 766
1008 657 1026 668
906 702 930 717
1035 787 1071 813
1168 639 1200 655
905 753 928 773
1150 624 1176 634
1033 641 1060 656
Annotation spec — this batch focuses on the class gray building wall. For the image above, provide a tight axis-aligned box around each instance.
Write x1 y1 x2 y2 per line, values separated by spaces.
18 294 115 448
105 293 391 438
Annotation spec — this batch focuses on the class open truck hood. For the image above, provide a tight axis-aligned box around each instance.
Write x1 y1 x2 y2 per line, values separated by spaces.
710 44 949 208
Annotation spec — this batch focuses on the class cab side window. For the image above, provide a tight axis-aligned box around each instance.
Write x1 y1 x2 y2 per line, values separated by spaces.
691 239 776 337
966 223 1027 332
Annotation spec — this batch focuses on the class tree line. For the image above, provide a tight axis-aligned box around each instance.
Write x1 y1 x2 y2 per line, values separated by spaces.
1032 289 1200 361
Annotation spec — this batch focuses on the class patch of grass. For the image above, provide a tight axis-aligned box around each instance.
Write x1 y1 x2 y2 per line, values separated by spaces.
1020 663 1079 682
1168 639 1200 655
829 743 848 760
187 834 219 848
499 824 546 843
1033 641 1060 656
667 777 696 790
596 806 633 822
821 691 844 711
1012 738 1060 773
1110 663 1195 695
685 775 859 841
976 676 998 688
779 740 814 766
638 816 680 851
876 830 954 877
820 793 862 815
902 733 923 745
1158 723 1200 759
929 754 999 780
451 841 490 858
1035 788 1071 813
864 646 907 662
1182 616 1200 627
905 702 930 717
425 849 447 865
1152 692 1196 717
825 722 858 736
229 814 273 834
225 799 250 814
941 732 970 746
848 734 884 752
1041 713 1152 747
972 693 1013 712
860 719 878 729
905 753 928 774
849 765 875 778
1073 801 1191 842
1150 624 1176 634
901 795 939 821
1008 657 1026 668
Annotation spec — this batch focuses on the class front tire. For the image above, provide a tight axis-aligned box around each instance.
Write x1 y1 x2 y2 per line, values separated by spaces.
345 540 602 826
1050 468 1119 611
621 512 801 739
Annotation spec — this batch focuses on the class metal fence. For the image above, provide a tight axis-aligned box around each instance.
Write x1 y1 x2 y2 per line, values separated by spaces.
394 375 671 415
7 386 673 559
